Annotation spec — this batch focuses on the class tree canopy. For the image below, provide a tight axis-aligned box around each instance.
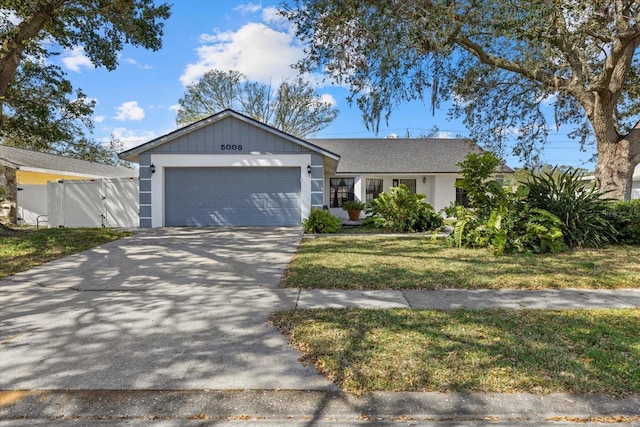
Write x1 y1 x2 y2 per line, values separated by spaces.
282 0 640 200
176 70 339 138
0 0 170 163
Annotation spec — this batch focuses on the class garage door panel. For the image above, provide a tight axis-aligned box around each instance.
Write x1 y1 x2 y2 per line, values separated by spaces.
165 167 301 226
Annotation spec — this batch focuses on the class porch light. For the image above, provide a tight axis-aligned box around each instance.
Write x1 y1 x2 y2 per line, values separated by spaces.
423 176 426 183
150 164 156 174
307 164 312 175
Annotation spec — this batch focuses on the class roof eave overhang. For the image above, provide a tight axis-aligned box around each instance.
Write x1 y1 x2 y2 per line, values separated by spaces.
118 109 341 163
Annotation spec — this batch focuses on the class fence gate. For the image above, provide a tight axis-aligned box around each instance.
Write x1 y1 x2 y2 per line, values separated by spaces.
47 178 138 228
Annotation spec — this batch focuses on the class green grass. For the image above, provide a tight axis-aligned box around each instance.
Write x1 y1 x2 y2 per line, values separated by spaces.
271 308 640 395
284 236 640 289
0 228 132 278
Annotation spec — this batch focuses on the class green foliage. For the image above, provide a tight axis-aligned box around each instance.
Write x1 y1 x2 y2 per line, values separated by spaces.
455 152 502 216
364 185 443 232
284 0 640 197
342 200 366 211
524 168 616 248
176 70 338 137
303 209 342 234
0 61 123 163
0 1 171 163
448 200 565 255
608 200 640 245
448 155 566 255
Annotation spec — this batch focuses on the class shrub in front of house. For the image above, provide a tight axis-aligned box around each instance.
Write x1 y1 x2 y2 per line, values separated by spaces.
448 188 566 255
448 153 567 255
364 184 443 232
303 208 342 233
608 199 640 244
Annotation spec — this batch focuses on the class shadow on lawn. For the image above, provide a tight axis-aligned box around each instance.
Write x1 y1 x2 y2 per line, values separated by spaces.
271 309 640 397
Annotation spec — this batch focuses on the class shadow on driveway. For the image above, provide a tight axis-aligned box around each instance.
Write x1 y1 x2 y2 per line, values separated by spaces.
0 227 331 390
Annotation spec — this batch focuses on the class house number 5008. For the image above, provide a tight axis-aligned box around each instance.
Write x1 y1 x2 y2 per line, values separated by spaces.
221 144 243 151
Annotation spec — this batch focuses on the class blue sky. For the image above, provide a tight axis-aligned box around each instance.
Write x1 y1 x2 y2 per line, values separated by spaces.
53 0 596 170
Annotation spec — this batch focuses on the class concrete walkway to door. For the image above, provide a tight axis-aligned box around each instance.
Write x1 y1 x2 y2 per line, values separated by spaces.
0 228 333 391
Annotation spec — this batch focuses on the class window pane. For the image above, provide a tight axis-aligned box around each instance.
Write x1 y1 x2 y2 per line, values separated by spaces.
365 178 383 202
329 177 354 207
399 179 416 194
455 179 470 207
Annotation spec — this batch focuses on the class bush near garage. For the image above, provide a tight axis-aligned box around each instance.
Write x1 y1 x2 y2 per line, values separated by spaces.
303 208 342 233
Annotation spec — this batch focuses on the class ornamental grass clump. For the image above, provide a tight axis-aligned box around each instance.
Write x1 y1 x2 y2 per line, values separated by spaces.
523 167 616 248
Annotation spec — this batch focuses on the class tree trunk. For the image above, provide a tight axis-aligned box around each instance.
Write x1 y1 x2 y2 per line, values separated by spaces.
594 135 639 201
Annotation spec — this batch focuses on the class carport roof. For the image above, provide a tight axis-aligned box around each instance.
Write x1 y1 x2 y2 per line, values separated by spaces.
308 138 514 174
0 144 135 178
119 109 341 163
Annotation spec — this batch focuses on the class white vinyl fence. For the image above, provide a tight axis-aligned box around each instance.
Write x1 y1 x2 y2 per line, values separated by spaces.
47 177 139 228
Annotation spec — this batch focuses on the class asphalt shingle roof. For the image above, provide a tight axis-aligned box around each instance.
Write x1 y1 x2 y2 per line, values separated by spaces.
307 138 513 174
0 145 135 178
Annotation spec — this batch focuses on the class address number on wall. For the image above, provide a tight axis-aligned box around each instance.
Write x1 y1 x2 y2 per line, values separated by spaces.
221 144 243 151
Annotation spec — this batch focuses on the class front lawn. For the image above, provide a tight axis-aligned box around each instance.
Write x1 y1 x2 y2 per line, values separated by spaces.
271 308 640 395
0 227 132 278
284 236 640 289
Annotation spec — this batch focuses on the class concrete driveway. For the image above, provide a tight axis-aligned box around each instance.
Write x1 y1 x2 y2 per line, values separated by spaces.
0 228 332 391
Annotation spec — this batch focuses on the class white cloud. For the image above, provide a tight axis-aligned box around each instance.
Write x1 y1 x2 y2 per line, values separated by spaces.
234 2 262 14
106 128 156 150
319 93 337 107
61 47 94 72
113 101 145 121
122 56 153 69
169 104 182 112
94 115 105 123
262 6 288 28
180 22 303 86
436 131 453 139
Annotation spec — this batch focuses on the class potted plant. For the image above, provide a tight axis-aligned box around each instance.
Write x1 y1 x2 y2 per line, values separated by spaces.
342 200 366 221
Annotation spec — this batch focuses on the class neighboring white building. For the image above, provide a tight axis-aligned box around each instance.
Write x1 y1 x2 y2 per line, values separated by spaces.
119 109 513 228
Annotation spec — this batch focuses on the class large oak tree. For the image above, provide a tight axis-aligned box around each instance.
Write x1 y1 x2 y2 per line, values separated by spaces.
283 0 640 200
0 0 170 233
0 1 170 156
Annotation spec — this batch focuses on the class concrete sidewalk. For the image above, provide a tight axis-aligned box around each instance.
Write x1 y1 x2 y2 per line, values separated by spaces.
294 288 640 310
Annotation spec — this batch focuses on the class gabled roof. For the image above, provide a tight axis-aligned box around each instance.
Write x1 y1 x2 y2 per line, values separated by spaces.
308 138 514 174
0 144 135 178
119 109 341 163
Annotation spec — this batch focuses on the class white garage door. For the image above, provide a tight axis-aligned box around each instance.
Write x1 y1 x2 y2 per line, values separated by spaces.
164 167 301 226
